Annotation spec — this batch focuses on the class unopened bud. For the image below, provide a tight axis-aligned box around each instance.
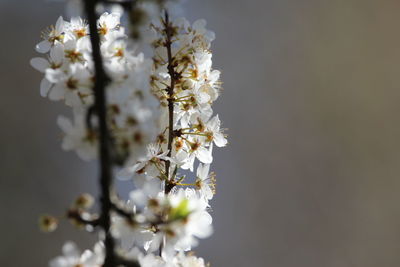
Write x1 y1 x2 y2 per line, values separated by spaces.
181 79 194 90
74 193 95 209
39 215 58 232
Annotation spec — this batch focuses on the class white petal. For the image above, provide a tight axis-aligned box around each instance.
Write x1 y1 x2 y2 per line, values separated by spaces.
190 211 213 238
197 92 210 104
203 186 213 200
57 116 72 132
208 115 220 131
49 257 68 267
63 39 76 51
134 231 154 247
40 78 52 97
180 153 195 171
209 70 220 83
196 146 213 164
117 163 144 180
106 13 121 28
48 84 65 101
70 17 82 27
80 250 94 263
50 44 65 64
214 132 227 147
205 30 216 42
196 163 210 179
62 241 80 259
55 16 65 32
45 68 65 83
129 190 146 206
30 57 49 72
35 40 51 53
193 19 207 30
147 234 163 252
65 91 81 107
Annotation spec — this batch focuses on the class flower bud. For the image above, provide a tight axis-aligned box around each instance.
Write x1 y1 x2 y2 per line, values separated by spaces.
181 79 194 90
74 193 95 209
39 215 58 232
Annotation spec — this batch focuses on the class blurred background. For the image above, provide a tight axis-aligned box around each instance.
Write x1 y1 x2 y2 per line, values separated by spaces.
2 0 400 266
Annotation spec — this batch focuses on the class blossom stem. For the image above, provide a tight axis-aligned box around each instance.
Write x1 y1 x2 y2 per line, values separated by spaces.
181 132 208 137
174 96 192 101
176 183 196 186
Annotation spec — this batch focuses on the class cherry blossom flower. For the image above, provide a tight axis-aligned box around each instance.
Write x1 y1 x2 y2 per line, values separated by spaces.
36 16 68 53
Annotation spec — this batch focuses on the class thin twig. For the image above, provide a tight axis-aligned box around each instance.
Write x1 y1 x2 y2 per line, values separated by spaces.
111 203 136 224
67 209 101 227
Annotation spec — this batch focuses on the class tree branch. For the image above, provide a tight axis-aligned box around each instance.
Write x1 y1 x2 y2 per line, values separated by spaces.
83 0 116 266
163 10 177 194
67 209 100 227
111 202 136 224
83 1 141 266
101 0 134 8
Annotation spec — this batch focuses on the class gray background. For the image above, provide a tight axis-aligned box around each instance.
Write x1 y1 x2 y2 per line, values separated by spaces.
2 0 400 266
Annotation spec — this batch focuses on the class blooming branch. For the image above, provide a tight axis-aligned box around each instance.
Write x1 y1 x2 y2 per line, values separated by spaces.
82 0 118 265
164 10 178 194
32 1 226 266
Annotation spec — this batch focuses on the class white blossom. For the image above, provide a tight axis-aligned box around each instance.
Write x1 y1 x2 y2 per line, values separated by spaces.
34 8 225 267
141 188 212 255
49 241 104 267
172 252 207 267
57 112 97 161
196 163 215 200
36 16 68 53
32 13 158 163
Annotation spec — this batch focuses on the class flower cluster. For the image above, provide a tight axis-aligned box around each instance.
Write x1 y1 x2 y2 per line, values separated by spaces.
111 15 227 264
31 13 157 163
33 6 226 267
51 241 208 267
149 17 226 170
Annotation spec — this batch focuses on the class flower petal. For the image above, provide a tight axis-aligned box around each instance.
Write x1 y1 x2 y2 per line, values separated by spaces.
40 78 52 97
30 57 49 72
214 132 227 147
48 84 65 101
35 40 51 53
196 146 213 164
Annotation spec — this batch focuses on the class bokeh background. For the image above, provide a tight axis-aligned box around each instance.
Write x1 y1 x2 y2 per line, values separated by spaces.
2 0 400 266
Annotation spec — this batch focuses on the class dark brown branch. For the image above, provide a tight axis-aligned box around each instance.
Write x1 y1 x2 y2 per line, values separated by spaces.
86 104 96 131
164 10 177 194
117 257 142 267
83 0 116 266
83 1 141 266
101 0 134 8
111 203 136 224
67 209 101 227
